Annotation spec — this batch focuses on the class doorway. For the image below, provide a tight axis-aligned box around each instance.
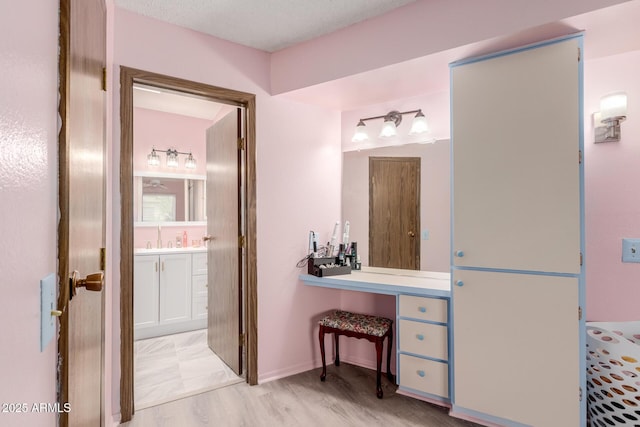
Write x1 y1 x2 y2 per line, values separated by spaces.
119 67 258 422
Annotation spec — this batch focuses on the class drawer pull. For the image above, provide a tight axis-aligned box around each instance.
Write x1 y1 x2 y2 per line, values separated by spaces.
416 334 424 341
455 280 464 287
417 370 425 378
418 306 427 313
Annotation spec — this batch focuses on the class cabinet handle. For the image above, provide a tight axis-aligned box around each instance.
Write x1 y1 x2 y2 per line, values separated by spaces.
416 334 424 341
418 306 427 313
161 261 165 272
417 370 425 378
155 262 158 272
455 280 464 287
455 250 464 257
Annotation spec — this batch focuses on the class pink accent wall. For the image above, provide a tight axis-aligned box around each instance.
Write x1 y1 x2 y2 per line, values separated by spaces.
132 107 212 247
271 0 629 95
0 0 59 425
584 49 640 321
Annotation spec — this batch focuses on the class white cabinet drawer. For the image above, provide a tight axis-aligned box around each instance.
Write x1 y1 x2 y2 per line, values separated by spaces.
192 274 208 293
192 252 207 275
399 295 447 323
399 319 447 360
399 354 448 398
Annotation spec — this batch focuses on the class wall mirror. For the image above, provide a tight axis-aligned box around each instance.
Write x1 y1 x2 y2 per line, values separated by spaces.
134 172 206 225
341 141 451 273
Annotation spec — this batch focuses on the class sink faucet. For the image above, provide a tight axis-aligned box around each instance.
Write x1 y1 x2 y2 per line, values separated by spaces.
157 225 162 248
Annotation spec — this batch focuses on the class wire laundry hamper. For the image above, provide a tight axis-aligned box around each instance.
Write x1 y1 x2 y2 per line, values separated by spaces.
586 321 640 426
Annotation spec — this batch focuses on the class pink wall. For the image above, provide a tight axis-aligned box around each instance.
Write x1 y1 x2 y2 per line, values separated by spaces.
111 9 343 416
271 0 629 95
0 0 59 425
584 49 640 321
133 107 211 246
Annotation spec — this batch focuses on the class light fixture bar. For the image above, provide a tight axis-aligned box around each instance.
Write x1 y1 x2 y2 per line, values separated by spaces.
351 109 429 143
147 147 197 168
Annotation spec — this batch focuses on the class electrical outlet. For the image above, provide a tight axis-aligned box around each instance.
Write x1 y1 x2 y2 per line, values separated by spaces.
422 230 430 240
622 238 640 263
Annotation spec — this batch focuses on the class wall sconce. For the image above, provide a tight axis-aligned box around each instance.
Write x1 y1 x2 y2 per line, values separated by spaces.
351 109 429 142
147 147 197 169
594 92 627 143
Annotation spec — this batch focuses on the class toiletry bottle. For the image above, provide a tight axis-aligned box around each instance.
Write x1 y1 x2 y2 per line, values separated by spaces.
182 231 188 247
338 244 345 266
176 234 182 248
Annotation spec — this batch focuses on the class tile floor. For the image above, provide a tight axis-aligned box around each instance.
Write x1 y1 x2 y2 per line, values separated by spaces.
134 329 243 409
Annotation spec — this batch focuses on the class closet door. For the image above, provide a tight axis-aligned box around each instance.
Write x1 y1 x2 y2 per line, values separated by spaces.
451 36 584 426
452 38 581 274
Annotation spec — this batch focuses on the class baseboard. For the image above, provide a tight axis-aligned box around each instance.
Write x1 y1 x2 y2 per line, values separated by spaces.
258 359 327 384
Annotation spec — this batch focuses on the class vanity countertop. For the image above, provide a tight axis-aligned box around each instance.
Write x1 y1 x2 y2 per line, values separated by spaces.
135 247 207 255
300 267 451 298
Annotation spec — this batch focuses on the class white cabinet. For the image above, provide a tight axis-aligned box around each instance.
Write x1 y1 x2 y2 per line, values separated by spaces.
191 252 208 320
450 36 583 426
134 251 201 340
397 295 449 401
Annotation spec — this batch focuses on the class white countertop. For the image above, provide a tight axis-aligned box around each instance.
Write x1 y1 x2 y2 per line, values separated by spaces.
135 247 207 255
300 267 451 297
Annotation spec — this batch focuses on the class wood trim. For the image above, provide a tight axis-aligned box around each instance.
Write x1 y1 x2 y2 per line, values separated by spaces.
119 67 259 422
57 1 71 425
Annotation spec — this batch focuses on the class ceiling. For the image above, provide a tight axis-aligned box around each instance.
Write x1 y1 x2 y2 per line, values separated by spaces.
115 0 417 52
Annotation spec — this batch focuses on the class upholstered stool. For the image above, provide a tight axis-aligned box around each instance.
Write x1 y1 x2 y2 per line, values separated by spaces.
318 310 394 398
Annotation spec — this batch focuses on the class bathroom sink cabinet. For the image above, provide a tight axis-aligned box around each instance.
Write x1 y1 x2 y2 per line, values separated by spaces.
134 250 206 340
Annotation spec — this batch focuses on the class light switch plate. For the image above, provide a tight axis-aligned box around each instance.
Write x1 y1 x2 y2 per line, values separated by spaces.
622 238 640 263
40 273 56 352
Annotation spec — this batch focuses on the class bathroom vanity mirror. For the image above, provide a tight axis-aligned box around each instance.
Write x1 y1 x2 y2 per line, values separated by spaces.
341 141 451 273
134 172 206 225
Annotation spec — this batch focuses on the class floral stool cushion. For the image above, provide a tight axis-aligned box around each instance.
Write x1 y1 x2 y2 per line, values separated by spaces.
319 310 392 337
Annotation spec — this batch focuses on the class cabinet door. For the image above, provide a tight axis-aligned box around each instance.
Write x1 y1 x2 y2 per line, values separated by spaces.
453 270 580 426
133 255 159 328
451 38 581 274
159 253 192 324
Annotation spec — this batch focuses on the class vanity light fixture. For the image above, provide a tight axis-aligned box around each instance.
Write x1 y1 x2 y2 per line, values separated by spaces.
147 147 197 169
351 109 429 142
594 92 627 143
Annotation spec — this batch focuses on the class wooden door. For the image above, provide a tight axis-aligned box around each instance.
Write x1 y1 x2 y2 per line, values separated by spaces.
57 0 106 425
206 110 243 375
369 157 420 269
450 36 583 426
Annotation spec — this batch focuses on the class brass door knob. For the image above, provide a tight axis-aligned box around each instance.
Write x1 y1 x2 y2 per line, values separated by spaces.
408 231 416 237
203 236 214 242
71 270 104 295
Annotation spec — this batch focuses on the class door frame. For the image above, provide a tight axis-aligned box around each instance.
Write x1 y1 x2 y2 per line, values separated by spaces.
119 66 258 422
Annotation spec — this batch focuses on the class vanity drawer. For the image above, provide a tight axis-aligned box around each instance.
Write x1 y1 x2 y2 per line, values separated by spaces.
192 252 207 275
399 295 447 323
399 319 448 360
192 274 208 293
399 354 448 398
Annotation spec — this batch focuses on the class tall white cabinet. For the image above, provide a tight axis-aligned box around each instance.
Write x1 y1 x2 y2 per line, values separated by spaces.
450 36 584 426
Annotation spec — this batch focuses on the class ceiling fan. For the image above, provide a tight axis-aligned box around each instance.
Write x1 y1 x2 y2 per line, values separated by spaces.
143 179 167 189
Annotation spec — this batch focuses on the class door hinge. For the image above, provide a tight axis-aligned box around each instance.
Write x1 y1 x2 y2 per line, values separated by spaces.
579 150 583 164
578 47 581 62
578 306 583 321
239 235 245 248
580 252 583 266
579 386 583 401
101 67 107 92
237 138 245 150
100 247 106 271
239 333 246 347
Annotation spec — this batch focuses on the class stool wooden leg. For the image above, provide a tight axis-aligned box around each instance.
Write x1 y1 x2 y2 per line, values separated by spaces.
319 325 327 382
334 333 340 367
375 338 383 399
386 329 394 382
